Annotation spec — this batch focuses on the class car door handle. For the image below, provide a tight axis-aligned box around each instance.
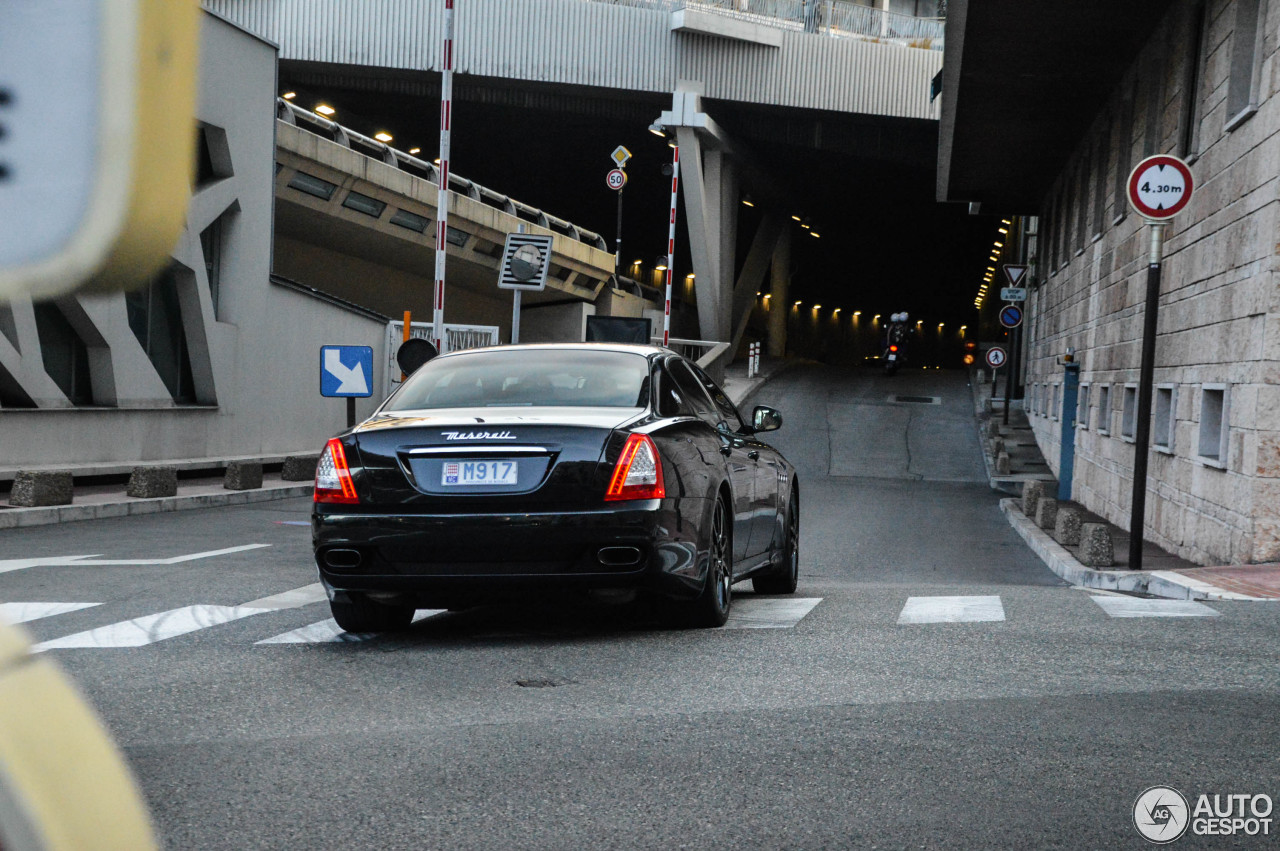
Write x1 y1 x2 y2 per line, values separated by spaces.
747 450 760 461
719 446 732 457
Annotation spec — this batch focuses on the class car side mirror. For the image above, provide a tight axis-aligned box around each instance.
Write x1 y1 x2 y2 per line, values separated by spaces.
752 405 782 432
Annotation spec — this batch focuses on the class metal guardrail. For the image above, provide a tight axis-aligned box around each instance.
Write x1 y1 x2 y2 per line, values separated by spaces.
277 99 610 251
654 337 732 369
599 0 943 49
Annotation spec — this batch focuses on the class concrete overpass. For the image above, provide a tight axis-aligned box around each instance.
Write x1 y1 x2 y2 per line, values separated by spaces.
205 0 945 371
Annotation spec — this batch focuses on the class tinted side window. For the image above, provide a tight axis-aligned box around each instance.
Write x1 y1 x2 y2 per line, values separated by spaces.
689 363 745 432
668 360 719 424
654 363 693 418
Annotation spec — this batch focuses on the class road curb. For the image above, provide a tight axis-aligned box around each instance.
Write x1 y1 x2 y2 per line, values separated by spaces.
999 499 1272 601
728 358 804 409
0 485 314 530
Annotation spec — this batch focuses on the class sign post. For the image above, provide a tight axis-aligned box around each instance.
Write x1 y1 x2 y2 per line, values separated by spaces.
1001 264 1029 426
498 230 553 344
320 346 374 428
607 150 629 283
1125 154 1194 570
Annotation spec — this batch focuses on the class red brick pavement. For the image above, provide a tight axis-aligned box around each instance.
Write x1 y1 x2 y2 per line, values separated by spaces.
1173 564 1280 600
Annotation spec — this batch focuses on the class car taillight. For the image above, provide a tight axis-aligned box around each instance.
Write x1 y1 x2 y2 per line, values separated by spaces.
605 433 665 501
889 345 898 352
314 438 358 504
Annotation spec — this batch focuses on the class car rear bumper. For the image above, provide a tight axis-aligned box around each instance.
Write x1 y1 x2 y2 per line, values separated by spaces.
312 500 707 605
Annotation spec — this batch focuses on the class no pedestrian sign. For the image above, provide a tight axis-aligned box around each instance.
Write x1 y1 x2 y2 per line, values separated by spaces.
1128 155 1194 220
985 346 1007 369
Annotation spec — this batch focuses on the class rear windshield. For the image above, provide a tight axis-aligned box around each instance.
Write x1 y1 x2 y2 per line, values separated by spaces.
383 349 651 410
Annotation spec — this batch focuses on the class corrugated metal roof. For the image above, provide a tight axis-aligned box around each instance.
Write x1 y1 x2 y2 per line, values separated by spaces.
203 0 941 119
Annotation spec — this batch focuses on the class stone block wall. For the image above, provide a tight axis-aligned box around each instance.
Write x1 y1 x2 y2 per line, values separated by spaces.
1022 0 1280 565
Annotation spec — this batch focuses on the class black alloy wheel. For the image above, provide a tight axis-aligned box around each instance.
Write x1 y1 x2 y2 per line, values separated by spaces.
684 496 733 628
329 596 416 633
753 489 799 595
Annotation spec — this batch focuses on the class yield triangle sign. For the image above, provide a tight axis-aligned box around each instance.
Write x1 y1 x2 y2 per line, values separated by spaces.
1003 264 1028 286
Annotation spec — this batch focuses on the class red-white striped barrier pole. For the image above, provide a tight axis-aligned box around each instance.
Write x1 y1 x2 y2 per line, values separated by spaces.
432 0 456 352
663 144 680 346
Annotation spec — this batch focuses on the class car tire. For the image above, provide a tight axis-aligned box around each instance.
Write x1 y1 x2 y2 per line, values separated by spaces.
330 596 415 632
753 489 798 595
682 495 733 628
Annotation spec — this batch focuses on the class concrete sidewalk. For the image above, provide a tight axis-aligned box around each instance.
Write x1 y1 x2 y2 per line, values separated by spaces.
964 369 1280 602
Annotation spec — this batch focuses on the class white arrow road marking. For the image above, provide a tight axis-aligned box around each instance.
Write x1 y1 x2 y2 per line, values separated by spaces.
898 595 1006 624
1090 596 1219 618
324 348 368 395
33 582 320 650
722 597 823 629
257 610 443 644
0 602 100 624
0 544 270 574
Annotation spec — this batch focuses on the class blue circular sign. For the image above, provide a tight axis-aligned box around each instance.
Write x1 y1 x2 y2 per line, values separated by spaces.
999 304 1023 329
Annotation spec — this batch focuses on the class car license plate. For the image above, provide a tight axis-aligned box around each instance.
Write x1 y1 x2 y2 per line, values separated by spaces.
887 353 897 362
441 460 518 486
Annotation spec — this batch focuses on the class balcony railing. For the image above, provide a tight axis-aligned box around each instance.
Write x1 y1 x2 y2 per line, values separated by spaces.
595 0 944 49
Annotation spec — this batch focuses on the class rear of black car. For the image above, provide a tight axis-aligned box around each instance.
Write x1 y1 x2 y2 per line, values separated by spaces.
311 347 708 611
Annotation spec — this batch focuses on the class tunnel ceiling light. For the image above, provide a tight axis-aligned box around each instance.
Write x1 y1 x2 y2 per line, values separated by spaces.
987 267 995 272
655 264 668 271
993 242 1003 248
763 294 770 300
810 232 821 238
742 194 755 207
873 314 881 320
853 311 861 316
1002 218 1012 225
791 215 802 222
434 158 442 165
375 131 394 143
756 291 762 296
409 147 421 155
687 273 696 279
960 325 967 331
282 91 297 100
813 304 822 310
794 300 802 306
833 308 841 314
314 103 336 116
998 227 1009 234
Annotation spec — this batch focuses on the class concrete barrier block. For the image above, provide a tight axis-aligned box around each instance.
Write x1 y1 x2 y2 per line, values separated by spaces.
281 454 319 482
224 461 263 491
1055 507 1084 546
127 466 178 498
1079 522 1115 568
986 419 1000 438
8 471 74 507
983 398 993 415
996 452 1011 475
1035 497 1059 530
991 437 1006 456
1022 480 1045 517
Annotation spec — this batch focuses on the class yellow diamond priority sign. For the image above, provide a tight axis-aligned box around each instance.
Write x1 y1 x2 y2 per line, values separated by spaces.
610 146 632 167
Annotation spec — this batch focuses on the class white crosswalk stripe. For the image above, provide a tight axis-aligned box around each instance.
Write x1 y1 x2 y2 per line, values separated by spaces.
723 597 823 629
33 583 327 650
898 595 1006 624
257 610 445 644
0 602 100 624
1090 596 1220 618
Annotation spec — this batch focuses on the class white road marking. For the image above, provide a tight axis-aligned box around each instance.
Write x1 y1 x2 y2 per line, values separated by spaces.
0 602 100 624
0 544 271 574
257 610 444 644
723 597 823 629
240 583 327 610
33 583 325 650
898 595 1006 624
35 604 273 649
1090 596 1220 618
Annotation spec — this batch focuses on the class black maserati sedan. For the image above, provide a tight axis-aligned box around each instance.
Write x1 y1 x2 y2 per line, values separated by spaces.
311 344 798 630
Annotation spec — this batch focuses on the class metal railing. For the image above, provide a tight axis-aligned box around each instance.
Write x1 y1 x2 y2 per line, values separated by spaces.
596 0 943 49
654 337 732 369
277 99 610 251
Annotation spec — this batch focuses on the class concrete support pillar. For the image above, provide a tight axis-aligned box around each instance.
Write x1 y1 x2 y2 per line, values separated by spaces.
768 227 791 357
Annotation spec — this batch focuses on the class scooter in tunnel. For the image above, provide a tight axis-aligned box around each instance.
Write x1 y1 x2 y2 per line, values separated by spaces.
882 313 910 376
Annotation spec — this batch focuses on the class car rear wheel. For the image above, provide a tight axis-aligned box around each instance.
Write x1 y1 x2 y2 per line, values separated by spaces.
682 496 733 628
330 596 415 633
753 490 798 595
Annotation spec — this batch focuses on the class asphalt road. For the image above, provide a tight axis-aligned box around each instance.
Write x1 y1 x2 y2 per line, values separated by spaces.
4 364 1279 849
